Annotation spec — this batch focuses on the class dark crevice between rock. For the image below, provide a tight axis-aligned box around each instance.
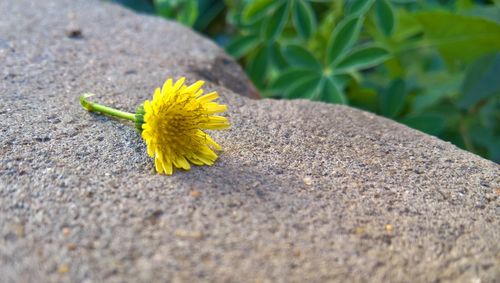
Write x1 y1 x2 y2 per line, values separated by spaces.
189 55 260 99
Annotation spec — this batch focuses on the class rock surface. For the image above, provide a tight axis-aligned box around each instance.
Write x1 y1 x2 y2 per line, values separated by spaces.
0 0 499 282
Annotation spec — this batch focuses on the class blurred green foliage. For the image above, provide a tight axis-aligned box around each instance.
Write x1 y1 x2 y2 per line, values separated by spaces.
112 0 500 163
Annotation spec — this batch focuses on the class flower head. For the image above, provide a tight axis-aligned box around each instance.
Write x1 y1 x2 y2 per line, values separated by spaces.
135 77 229 175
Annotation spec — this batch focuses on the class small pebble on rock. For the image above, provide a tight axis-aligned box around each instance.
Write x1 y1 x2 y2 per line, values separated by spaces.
303 177 313 185
190 190 201 198
175 229 204 240
62 227 71 236
58 264 69 274
385 224 393 233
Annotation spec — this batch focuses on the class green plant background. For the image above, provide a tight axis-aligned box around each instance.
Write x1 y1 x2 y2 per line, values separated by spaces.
110 0 500 163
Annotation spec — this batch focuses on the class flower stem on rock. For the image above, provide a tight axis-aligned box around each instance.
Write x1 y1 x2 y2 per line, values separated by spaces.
80 93 136 122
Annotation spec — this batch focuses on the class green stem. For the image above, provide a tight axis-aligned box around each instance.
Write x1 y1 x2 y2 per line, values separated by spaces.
80 93 136 122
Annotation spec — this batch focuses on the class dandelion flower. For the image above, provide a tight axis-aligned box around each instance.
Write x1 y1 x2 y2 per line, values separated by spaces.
80 77 229 175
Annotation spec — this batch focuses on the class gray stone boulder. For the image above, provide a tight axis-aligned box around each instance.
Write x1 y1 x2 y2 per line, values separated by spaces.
1 0 498 282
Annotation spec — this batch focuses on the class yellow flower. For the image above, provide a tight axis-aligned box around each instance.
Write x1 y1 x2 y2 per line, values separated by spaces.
80 77 229 175
137 77 229 174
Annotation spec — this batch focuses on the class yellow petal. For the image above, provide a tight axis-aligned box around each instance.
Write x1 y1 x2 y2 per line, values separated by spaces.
187 155 204 166
194 89 204 98
153 87 161 102
162 159 173 175
176 155 191 170
205 103 227 114
193 153 215 166
155 155 163 174
173 77 186 91
208 116 228 122
205 134 222 150
202 116 230 129
146 143 155 157
199 145 218 160
185 80 204 94
144 100 152 113
161 78 173 97
197 91 218 103
142 124 152 132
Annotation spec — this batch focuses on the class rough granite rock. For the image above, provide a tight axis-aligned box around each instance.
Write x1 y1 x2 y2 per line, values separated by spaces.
0 0 499 282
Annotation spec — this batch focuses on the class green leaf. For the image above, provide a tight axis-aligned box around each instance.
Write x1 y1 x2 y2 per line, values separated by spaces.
326 16 363 65
262 3 289 40
346 0 375 16
246 46 270 88
379 78 406 118
479 98 500 131
469 125 500 163
287 75 323 99
462 6 500 24
335 46 390 72
292 0 317 39
114 0 154 13
226 35 260 59
321 77 346 104
154 0 175 19
392 8 422 42
194 1 225 31
268 42 288 70
412 77 461 113
178 0 198 26
416 11 500 66
270 68 318 93
153 0 198 26
347 83 378 112
283 45 322 70
458 52 500 109
375 0 395 36
242 0 278 23
408 71 462 114
401 113 446 136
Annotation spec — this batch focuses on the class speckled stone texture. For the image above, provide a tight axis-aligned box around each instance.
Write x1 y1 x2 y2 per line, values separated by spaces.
0 0 499 282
